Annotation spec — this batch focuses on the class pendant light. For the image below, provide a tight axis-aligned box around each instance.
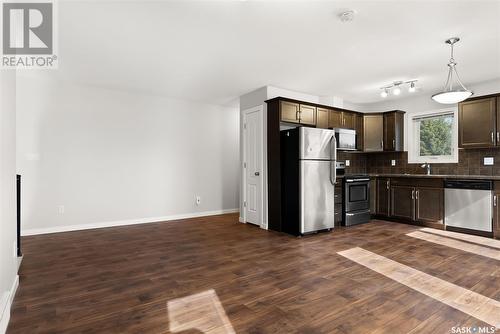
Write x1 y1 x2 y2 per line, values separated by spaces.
431 37 473 104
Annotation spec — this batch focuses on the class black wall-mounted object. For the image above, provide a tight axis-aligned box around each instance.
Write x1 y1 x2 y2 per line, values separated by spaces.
17 174 21 257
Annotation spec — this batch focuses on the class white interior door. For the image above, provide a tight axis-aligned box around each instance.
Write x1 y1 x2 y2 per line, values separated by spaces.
244 108 263 226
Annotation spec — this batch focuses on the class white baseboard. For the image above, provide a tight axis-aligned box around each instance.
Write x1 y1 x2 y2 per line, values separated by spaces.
22 209 239 236
0 275 19 334
239 216 245 223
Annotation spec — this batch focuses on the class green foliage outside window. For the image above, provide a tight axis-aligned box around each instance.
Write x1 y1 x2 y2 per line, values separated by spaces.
419 115 452 156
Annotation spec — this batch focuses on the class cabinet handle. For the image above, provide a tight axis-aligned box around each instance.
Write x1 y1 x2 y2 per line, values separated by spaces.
393 139 395 149
296 110 299 121
411 190 415 200
416 190 419 200
380 140 384 149
491 132 494 144
494 195 497 207
386 180 389 190
497 132 499 143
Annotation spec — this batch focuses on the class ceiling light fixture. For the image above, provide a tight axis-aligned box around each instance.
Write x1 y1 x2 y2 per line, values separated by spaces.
392 81 402 95
408 81 416 93
380 88 389 98
431 37 473 104
379 80 418 98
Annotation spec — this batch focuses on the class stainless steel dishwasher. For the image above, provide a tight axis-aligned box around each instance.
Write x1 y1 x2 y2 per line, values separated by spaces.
444 180 493 232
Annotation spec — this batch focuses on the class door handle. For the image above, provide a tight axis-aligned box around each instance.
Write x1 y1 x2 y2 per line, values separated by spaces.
381 140 384 149
411 190 415 200
254 172 260 176
494 195 497 207
415 190 419 200
393 139 395 149
296 110 299 121
497 132 499 144
386 180 389 190
329 135 337 186
491 132 494 144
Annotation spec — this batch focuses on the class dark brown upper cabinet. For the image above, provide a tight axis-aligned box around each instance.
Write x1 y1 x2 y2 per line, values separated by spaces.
458 97 496 148
355 114 364 150
280 100 300 123
497 97 500 145
316 107 329 129
383 111 404 151
279 101 316 126
328 109 343 128
299 104 316 125
342 112 356 129
328 109 355 129
363 114 384 152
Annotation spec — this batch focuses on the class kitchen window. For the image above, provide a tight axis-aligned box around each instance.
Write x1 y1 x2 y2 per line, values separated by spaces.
408 108 458 164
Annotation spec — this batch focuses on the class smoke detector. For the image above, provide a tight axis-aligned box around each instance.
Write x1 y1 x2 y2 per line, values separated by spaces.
339 10 355 22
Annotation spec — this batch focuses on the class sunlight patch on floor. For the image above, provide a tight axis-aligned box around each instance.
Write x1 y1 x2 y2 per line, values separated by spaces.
338 247 500 328
407 231 500 260
419 227 500 250
167 289 235 334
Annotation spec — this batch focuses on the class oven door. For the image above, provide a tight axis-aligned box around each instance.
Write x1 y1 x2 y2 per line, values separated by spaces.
344 179 370 212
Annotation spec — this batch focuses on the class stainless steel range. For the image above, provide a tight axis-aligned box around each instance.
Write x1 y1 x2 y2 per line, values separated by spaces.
343 175 371 226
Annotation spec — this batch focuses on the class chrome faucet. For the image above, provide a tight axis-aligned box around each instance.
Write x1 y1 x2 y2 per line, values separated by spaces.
421 162 431 175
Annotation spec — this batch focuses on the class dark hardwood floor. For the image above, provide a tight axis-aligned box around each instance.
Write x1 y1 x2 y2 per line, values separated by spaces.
8 214 500 333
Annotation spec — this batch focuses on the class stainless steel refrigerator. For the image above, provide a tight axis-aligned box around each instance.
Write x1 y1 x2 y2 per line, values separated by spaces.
281 127 336 235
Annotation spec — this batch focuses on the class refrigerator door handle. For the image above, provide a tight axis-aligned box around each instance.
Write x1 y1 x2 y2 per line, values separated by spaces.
330 134 337 185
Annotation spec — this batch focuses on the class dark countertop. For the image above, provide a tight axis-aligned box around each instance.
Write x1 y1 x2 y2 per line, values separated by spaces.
367 173 500 181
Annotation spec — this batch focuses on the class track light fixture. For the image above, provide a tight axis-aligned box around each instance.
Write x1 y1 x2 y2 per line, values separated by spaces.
379 80 418 98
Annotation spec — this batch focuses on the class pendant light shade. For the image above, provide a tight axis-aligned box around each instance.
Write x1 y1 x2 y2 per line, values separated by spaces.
431 37 473 104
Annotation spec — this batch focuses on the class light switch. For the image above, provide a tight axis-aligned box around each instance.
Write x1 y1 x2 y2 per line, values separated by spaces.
391 160 396 166
345 160 350 167
484 157 494 166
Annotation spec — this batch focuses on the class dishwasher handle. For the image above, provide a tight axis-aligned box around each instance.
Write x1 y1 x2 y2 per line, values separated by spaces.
444 179 493 190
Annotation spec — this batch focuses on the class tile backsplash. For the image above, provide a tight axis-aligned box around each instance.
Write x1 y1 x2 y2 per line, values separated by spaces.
339 149 500 176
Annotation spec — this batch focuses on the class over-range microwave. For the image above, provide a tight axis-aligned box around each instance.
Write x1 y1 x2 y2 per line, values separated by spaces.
333 128 356 151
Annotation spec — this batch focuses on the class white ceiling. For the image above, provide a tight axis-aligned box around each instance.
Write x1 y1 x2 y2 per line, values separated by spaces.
39 1 500 106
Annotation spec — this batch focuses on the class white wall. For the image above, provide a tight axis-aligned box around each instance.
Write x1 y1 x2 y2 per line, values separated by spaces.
17 74 240 235
0 70 18 333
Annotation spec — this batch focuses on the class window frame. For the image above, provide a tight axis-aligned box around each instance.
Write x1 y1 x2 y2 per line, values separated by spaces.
407 107 458 164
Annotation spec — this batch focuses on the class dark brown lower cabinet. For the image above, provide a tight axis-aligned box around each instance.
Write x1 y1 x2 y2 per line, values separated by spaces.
390 183 444 224
376 178 390 217
369 178 377 214
493 184 500 239
391 186 414 220
415 187 444 224
334 183 343 226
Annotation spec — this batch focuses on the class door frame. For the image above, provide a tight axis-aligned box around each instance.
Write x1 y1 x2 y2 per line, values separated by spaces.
242 105 265 228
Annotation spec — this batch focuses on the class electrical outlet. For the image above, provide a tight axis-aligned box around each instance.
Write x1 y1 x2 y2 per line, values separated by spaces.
484 157 494 166
391 160 396 166
196 196 201 206
58 205 65 214
345 160 350 167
